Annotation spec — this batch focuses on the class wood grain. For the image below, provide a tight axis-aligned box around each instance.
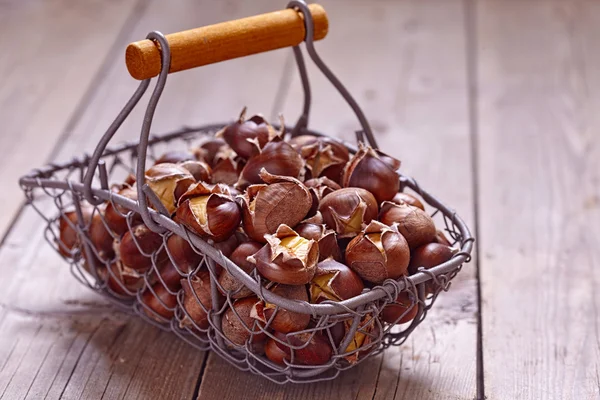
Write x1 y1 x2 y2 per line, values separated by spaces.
0 0 292 399
197 0 478 398
0 0 141 239
477 1 600 399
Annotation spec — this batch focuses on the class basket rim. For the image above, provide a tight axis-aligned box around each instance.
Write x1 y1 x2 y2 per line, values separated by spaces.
19 124 474 316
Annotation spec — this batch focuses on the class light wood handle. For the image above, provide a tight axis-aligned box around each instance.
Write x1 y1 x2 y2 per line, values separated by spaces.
126 4 328 80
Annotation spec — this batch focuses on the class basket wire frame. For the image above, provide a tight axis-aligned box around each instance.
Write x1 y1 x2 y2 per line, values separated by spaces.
18 0 473 384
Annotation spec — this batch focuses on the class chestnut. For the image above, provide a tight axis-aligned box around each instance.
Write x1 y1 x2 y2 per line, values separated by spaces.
175 182 241 242
217 107 281 160
218 241 262 299
409 242 457 294
105 186 139 236
154 259 183 292
193 138 227 166
299 137 349 183
342 143 400 204
434 230 452 246
58 205 89 257
309 258 364 302
343 314 380 364
238 171 311 243
140 282 177 321
59 205 113 263
166 233 203 273
212 155 243 186
273 331 332 366
248 225 319 285
236 141 304 189
295 222 341 262
87 210 115 262
145 163 195 214
178 160 212 182
380 291 419 325
180 270 215 330
345 221 410 284
154 150 196 165
318 187 378 238
221 296 266 346
265 338 289 365
116 224 166 272
391 192 425 211
251 284 310 333
304 177 341 217
105 260 142 296
379 201 436 249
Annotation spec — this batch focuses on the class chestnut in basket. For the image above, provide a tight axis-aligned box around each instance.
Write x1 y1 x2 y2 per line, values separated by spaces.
341 143 400 204
178 160 212 183
433 230 452 246
304 177 341 217
248 225 319 285
193 138 227 167
154 150 196 165
180 270 215 331
274 331 333 366
318 187 378 238
211 151 243 186
140 282 178 321
59 205 113 262
251 284 310 333
166 233 203 273
391 192 425 211
265 338 290 365
116 224 166 272
295 220 342 262
309 258 364 302
343 314 380 364
218 241 262 299
380 291 419 325
379 201 436 249
105 186 139 236
175 182 241 242
409 242 457 294
299 137 349 183
239 170 311 243
222 297 266 346
345 221 410 284
145 163 195 214
106 260 143 296
217 107 282 160
236 141 304 189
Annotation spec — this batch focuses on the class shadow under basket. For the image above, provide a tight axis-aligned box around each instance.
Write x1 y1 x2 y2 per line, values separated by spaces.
18 1 474 385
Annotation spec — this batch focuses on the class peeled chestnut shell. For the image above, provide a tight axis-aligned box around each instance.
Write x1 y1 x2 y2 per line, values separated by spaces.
180 270 215 330
318 188 378 238
218 241 262 299
117 224 166 272
194 138 227 167
392 192 425 211
222 297 266 346
310 258 364 302
140 282 177 321
218 107 280 160
342 143 400 204
239 170 311 243
274 331 332 366
248 225 319 285
379 201 436 249
345 221 410 283
381 291 419 325
299 137 349 183
145 163 195 214
179 160 212 182
251 284 310 333
236 141 304 189
295 222 341 262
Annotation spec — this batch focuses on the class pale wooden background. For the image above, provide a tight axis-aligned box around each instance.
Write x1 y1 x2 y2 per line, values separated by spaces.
0 0 598 399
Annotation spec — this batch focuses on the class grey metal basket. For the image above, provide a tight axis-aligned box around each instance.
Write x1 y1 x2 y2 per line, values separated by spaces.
19 1 473 384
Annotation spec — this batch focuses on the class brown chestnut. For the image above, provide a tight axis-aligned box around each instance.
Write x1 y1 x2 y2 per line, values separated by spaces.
248 225 319 285
236 141 304 189
380 291 419 325
218 241 262 299
310 258 364 303
145 163 195 214
222 296 266 346
434 230 452 246
166 233 203 273
59 206 92 257
318 187 378 238
175 182 241 242
105 260 142 296
180 270 215 330
295 222 342 262
140 282 177 321
343 314 380 364
238 170 311 243
193 138 227 167
105 186 140 236
345 221 410 283
211 153 243 186
59 205 113 262
116 224 166 271
251 284 310 333
299 137 349 183
391 192 425 211
379 201 436 249
265 338 290 365
304 177 342 217
409 242 457 294
274 331 332 366
154 150 196 165
178 160 212 182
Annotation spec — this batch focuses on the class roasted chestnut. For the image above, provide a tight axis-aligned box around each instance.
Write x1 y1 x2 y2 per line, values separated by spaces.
236 141 304 189
265 338 290 365
309 258 364 302
391 192 425 211
105 186 139 236
409 242 457 294
248 225 319 285
175 182 241 242
179 160 212 182
251 284 310 333
221 296 266 346
273 331 332 365
380 291 419 324
433 230 452 246
304 177 342 217
343 314 380 364
59 204 114 262
218 241 262 299
140 282 178 321
105 260 143 296
238 170 311 243
379 201 436 249
145 163 195 214
295 221 342 262
193 138 227 167
318 187 378 238
180 270 215 330
342 143 400 204
154 150 196 165
166 233 203 273
299 137 349 183
345 221 410 283
116 224 166 271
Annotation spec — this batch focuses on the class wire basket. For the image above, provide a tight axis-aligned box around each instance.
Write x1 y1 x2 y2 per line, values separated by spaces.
19 1 473 385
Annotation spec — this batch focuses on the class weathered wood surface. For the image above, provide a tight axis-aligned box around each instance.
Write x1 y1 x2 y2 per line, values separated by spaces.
477 1 600 399
197 1 478 399
0 0 290 399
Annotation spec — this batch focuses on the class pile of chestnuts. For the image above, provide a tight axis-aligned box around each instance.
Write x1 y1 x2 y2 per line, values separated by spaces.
59 108 457 367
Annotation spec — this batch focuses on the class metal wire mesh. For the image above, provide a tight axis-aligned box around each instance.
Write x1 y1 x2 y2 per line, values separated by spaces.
19 124 473 384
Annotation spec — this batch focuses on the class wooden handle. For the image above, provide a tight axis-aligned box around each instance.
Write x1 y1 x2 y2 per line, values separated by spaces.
126 4 328 80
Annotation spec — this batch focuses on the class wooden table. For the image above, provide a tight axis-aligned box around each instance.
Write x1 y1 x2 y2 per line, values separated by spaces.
1 1 598 399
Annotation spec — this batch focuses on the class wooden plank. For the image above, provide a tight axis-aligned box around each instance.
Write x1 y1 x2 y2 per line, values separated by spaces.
0 0 291 399
197 0 478 399
477 1 600 399
0 0 141 238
